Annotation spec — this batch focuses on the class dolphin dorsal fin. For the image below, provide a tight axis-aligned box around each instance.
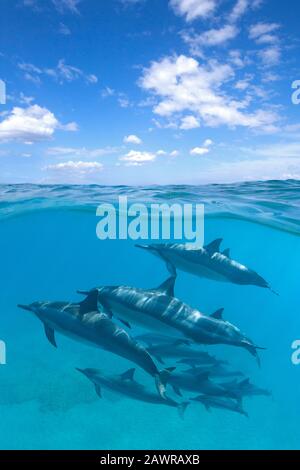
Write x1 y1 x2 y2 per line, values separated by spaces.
241 378 250 386
223 248 230 258
79 289 99 316
120 368 136 381
154 276 176 297
211 308 224 320
204 238 223 255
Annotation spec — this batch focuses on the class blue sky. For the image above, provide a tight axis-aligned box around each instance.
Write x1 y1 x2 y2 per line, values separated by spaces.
0 0 300 185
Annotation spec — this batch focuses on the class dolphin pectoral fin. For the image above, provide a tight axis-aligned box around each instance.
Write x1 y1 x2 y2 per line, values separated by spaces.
120 368 136 381
94 383 102 398
117 318 131 329
241 342 265 367
44 324 57 348
154 275 177 297
177 402 189 420
222 248 230 257
166 261 177 277
78 289 99 315
211 308 225 320
172 385 183 397
204 238 223 255
156 367 176 399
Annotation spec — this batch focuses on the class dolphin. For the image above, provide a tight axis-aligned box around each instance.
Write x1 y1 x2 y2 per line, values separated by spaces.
176 357 230 369
17 297 168 398
79 276 265 364
136 239 277 294
184 364 244 379
220 378 272 399
191 394 249 418
136 338 228 367
164 369 238 399
76 367 189 418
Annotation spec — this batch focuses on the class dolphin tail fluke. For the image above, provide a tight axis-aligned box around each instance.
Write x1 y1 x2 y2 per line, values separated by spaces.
177 402 190 420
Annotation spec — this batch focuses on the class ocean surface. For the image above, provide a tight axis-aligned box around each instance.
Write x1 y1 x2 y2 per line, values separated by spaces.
0 180 299 450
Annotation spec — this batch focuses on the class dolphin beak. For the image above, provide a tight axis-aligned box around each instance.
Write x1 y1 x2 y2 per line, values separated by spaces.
135 244 150 251
17 304 32 312
75 367 86 375
77 290 90 296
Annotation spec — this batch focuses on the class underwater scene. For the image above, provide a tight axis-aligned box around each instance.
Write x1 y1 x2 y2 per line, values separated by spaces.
0 180 300 450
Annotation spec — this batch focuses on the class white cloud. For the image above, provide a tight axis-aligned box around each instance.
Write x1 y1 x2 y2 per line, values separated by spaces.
47 146 118 157
120 150 156 165
58 23 71 35
169 0 217 22
203 138 213 147
249 22 280 40
190 138 213 155
18 59 98 85
139 54 279 131
229 0 249 23
0 105 77 143
51 0 82 14
182 25 239 54
180 115 200 129
259 46 281 66
190 146 209 155
170 150 179 157
156 149 167 156
123 134 142 145
46 160 103 173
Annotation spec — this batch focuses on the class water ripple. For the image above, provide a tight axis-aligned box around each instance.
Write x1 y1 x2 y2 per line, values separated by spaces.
0 180 299 235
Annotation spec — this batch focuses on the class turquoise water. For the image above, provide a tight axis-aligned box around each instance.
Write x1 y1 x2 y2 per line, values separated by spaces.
0 181 299 450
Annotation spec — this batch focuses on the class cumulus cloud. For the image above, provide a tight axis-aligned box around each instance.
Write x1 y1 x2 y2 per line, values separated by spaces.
123 134 142 144
190 146 209 155
120 150 156 165
18 59 98 85
139 54 279 131
169 0 217 22
182 25 239 55
180 115 200 129
190 138 213 155
0 105 77 143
